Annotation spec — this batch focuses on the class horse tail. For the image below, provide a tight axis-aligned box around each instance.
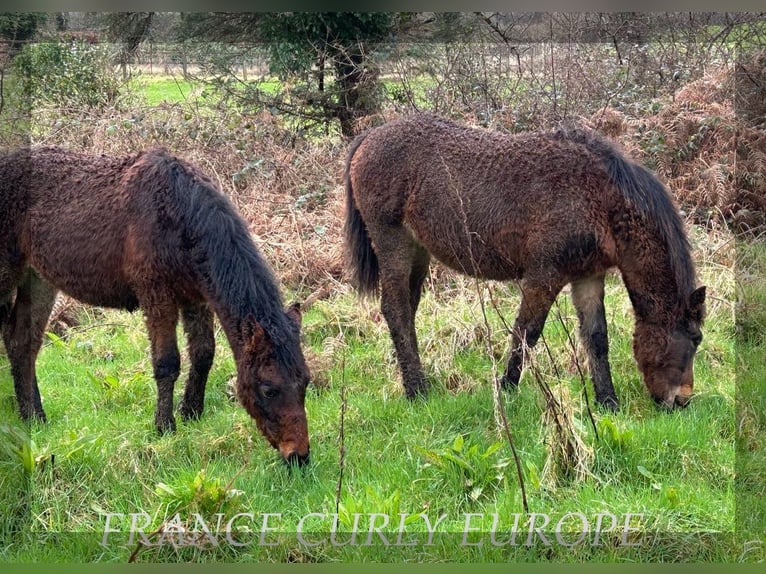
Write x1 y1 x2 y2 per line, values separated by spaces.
555 125 695 297
344 131 379 298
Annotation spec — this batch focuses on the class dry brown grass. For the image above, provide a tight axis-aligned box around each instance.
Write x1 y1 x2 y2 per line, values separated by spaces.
588 60 766 233
31 61 758 335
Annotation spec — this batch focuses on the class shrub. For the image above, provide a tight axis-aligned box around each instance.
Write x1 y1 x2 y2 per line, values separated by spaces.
12 40 121 109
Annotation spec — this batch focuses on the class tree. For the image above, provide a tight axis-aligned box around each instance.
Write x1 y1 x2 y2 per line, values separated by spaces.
0 12 47 54
102 12 154 79
180 12 403 137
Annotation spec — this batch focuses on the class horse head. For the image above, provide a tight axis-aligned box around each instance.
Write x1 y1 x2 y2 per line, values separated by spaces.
236 303 311 466
634 286 706 409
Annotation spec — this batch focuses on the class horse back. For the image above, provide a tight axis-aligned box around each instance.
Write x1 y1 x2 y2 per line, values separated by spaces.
2 146 189 309
348 113 619 282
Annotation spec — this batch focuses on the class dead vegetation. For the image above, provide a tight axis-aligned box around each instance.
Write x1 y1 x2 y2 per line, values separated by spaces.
27 57 761 335
587 54 766 233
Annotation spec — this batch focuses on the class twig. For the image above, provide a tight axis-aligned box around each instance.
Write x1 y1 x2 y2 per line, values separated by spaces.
128 520 166 563
334 354 347 515
475 282 529 514
551 299 599 442
300 281 333 313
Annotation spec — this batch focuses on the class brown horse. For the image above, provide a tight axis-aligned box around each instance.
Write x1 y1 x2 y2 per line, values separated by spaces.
344 113 706 410
0 146 311 465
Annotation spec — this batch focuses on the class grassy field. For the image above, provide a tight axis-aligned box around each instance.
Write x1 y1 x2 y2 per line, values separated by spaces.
128 76 201 107
0 65 761 563
128 75 282 107
735 239 766 550
0 222 747 562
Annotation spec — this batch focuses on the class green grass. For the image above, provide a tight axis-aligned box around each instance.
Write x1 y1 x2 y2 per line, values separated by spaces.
129 76 199 107
0 69 32 148
0 232 746 563
735 238 766 559
128 74 284 108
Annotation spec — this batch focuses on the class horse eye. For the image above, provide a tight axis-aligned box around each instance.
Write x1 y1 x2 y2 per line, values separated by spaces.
262 386 280 399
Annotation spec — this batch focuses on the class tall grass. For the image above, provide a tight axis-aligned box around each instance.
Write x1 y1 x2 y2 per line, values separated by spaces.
0 224 741 562
735 237 766 562
0 66 756 563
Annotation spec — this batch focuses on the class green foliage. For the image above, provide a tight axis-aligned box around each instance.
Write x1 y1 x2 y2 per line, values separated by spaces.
0 12 47 48
178 13 401 136
12 40 121 109
257 13 393 77
155 470 243 517
598 417 635 451
0 424 34 475
337 487 420 530
417 434 512 507
736 238 766 344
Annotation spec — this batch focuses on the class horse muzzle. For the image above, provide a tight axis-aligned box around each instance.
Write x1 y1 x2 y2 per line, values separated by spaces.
652 388 693 410
280 443 310 467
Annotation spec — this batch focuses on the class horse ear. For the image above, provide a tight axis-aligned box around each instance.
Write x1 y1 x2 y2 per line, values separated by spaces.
242 316 268 355
286 301 302 328
687 286 706 322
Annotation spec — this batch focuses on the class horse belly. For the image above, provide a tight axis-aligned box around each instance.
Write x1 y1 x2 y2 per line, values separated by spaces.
28 235 140 310
408 221 524 281
32 260 139 310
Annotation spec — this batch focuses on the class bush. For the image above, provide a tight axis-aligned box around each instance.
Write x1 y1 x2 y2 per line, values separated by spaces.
12 40 122 109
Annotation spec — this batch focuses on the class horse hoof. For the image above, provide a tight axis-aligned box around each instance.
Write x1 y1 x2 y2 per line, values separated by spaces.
19 408 47 424
180 409 202 422
155 418 177 435
499 375 520 391
178 401 203 422
596 396 620 411
404 382 428 400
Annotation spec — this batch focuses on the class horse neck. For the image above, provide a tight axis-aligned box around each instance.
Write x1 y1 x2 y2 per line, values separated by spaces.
214 305 248 361
191 230 286 362
616 228 688 328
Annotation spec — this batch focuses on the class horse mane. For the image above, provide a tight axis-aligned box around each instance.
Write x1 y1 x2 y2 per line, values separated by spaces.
139 149 301 364
553 124 697 303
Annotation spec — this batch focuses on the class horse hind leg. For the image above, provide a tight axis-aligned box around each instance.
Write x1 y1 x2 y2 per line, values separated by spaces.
571 275 619 410
1 270 58 422
374 227 429 399
409 246 430 316
178 302 215 422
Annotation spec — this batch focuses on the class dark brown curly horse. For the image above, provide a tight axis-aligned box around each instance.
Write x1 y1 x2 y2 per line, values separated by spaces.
0 146 311 465
345 113 706 410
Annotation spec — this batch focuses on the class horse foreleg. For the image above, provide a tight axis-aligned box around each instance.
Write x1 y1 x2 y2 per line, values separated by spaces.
178 302 215 422
500 281 561 390
2 271 57 422
143 302 181 434
0 294 11 335
571 275 619 410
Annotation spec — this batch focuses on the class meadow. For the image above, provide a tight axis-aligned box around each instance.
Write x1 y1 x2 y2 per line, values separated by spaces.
0 62 761 563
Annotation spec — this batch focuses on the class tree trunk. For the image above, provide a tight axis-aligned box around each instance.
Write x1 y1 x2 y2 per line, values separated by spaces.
334 49 378 138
